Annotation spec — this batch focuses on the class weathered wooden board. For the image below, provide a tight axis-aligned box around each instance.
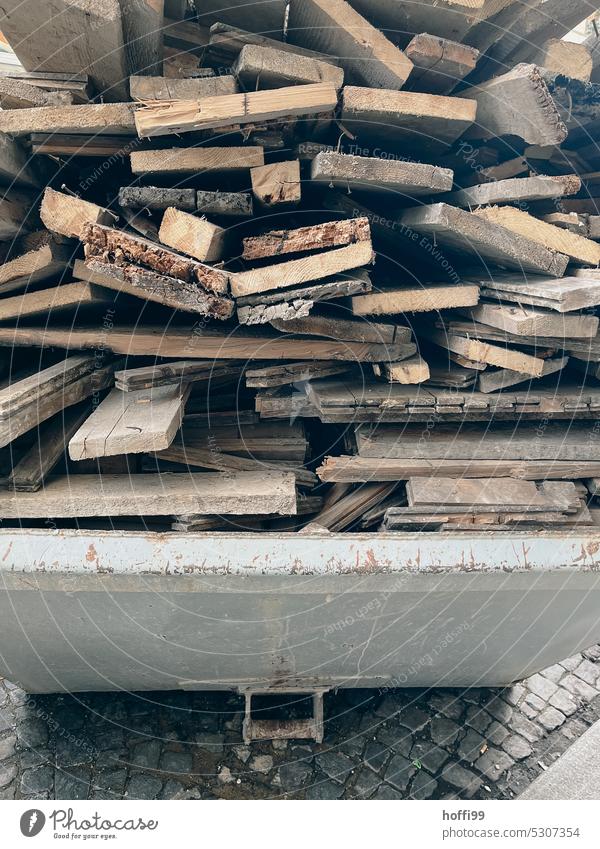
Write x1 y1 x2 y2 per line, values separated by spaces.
405 32 480 94
242 217 370 260
407 476 553 511
477 273 600 312
444 175 581 208
40 188 113 239
245 361 351 388
352 284 480 315
118 186 196 212
0 281 113 322
310 151 453 195
232 44 344 90
462 302 599 337
374 356 431 385
129 74 237 100
0 237 73 295
0 103 136 136
130 147 264 176
114 360 241 392
478 356 569 394
120 0 164 77
196 190 253 218
270 314 409 344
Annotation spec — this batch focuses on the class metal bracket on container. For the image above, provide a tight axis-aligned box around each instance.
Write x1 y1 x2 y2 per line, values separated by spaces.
240 687 328 744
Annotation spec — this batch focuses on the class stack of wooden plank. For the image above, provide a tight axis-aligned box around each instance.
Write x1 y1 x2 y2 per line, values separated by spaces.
0 1 600 533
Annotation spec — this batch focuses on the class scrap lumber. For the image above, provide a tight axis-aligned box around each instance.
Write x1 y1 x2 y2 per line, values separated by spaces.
120 0 164 76
474 206 600 267
30 134 134 158
478 356 569 394
0 0 129 100
340 86 477 150
245 361 350 389
178 421 309 462
81 222 230 295
0 134 41 189
7 403 91 492
310 151 453 195
130 146 264 176
477 273 600 312
114 360 242 392
308 482 397 532
0 103 136 136
0 191 35 241
0 281 114 322
230 241 375 298
158 208 227 263
129 74 237 100
270 314 410 344
206 21 342 67
134 83 338 138
374 356 431 385
242 217 371 261
406 476 564 511
528 39 593 82
405 33 480 94
196 0 287 35
118 186 196 212
425 328 548 376
40 188 113 239
69 383 190 460
287 0 413 90
0 70 92 103
399 203 569 277
0 355 96 419
349 0 500 43
0 471 299 518
444 175 582 208
503 0 596 66
232 44 344 90
351 284 480 315
462 302 599 338
466 64 568 146
197 191 253 218
0 236 73 296
0 77 71 109
250 161 301 209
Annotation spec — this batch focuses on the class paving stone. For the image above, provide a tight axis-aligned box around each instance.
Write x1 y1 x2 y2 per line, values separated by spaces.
375 696 402 720
429 693 464 721
560 654 583 672
410 768 438 799
384 754 416 793
411 740 449 774
20 766 53 796
0 780 15 799
525 693 546 712
548 688 578 717
398 707 430 732
130 740 161 770
520 702 539 720
339 734 365 758
376 724 412 757
351 767 380 798
305 779 344 800
0 760 17 789
430 716 460 747
440 763 482 797
457 729 487 763
503 684 526 706
526 673 558 702
541 664 566 684
20 749 52 770
364 740 391 773
91 769 128 798
315 751 354 783
160 779 186 799
375 784 403 799
233 745 251 763
249 755 273 775
16 718 48 749
501 734 532 761
465 705 492 733
279 760 312 791
55 734 94 766
194 732 225 753
475 747 515 781
126 774 163 799
508 712 543 743
561 674 598 702
486 721 509 747
573 659 600 686
484 696 513 724
0 712 13 734
0 734 17 762
159 750 193 774
537 706 566 732
55 766 91 800
583 646 600 662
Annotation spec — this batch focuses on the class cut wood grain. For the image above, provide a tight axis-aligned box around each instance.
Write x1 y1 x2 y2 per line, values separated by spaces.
0 281 113 322
0 236 73 295
134 83 338 137
0 103 136 136
69 383 190 460
399 203 569 277
374 356 430 385
0 471 299 518
158 207 227 263
529 38 592 82
130 146 264 177
231 240 375 298
118 186 196 212
40 188 113 239
251 160 301 209
129 74 237 100
474 206 600 267
287 0 413 90
351 284 480 315
232 44 344 90
242 217 370 260
310 151 453 195
462 302 599 338
405 32 480 94
444 175 581 208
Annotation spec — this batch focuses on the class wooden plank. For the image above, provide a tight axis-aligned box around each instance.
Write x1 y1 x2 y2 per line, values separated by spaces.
129 74 237 100
30 134 135 158
310 151 453 195
374 356 431 385
478 356 568 394
444 175 581 208
0 281 113 321
195 0 287 36
81 222 230 294
0 355 96 419
0 236 72 296
0 190 35 241
474 206 600 267
0 326 416 363
232 44 344 90
0 70 92 102
0 471 299 518
120 0 163 76
399 203 569 277
351 284 480 315
529 38 592 82
340 86 476 150
287 0 413 90
0 0 128 100
118 186 196 212
349 0 498 42
245 361 350 388
0 77 68 109
425 329 548 376
270 315 409 344
503 0 595 66
308 481 397 532
81 258 234 319
8 403 91 492
0 134 41 189
206 21 341 67
405 33 480 94
130 146 264 176
69 383 189 460
407 476 551 510
40 187 112 239
231 241 375 298
477 273 600 312
0 103 136 136
196 190 253 218
462 302 599 338
250 161 301 209
158 207 227 263
316 455 600 483
114 360 242 392
134 83 338 138
465 63 568 145
242 217 370 261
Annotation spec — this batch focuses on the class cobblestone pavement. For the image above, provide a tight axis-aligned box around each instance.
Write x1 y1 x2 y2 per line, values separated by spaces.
1 646 600 801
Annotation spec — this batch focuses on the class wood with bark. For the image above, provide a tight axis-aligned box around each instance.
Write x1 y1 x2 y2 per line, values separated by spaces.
242 217 371 260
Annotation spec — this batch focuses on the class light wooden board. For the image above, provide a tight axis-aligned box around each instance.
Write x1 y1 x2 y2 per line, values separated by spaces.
232 44 344 90
69 383 190 460
0 237 72 295
444 175 581 208
250 160 301 208
374 356 430 385
462 302 599 338
270 314 409 344
129 74 237 100
423 329 548 376
310 151 453 195
40 188 112 239
0 471 299 518
158 207 227 263
407 476 551 510
0 103 136 136
0 281 113 321
476 273 600 312
529 38 592 82
351 284 480 315
405 32 480 94
130 146 264 176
